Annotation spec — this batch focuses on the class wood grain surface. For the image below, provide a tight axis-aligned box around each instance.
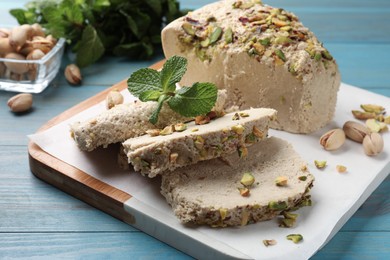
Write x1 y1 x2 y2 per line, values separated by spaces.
1 0 389 259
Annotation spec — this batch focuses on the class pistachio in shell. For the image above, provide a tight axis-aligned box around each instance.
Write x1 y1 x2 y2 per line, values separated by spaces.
343 121 370 143
319 128 346 151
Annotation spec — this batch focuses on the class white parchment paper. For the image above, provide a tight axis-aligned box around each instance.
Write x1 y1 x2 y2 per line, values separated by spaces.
29 83 390 259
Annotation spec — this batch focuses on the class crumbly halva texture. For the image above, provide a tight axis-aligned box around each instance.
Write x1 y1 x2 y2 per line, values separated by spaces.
123 108 276 177
70 90 228 151
161 137 314 227
162 0 341 133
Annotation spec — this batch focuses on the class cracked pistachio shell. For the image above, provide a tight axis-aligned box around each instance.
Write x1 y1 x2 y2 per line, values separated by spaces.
4 53 29 74
7 93 33 112
343 121 370 143
65 64 82 85
9 25 32 51
319 128 346 150
0 38 13 56
363 132 384 156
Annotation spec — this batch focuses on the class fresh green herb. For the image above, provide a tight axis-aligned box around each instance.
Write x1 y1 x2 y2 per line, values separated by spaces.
10 0 186 68
127 56 218 124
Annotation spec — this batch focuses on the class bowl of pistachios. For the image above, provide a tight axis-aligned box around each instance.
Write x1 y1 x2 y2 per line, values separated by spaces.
0 24 65 93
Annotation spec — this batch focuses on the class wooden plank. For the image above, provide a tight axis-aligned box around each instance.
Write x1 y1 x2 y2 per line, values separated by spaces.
0 233 192 259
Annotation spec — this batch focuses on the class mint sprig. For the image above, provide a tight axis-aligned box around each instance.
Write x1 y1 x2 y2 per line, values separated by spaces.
127 56 218 125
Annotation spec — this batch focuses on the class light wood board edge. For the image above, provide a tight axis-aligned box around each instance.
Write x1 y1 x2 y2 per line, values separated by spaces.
28 59 165 224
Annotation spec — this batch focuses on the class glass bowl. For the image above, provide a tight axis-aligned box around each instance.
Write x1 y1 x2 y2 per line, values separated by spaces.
0 38 65 93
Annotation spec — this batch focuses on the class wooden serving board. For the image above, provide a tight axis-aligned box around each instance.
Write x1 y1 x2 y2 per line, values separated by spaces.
28 60 166 226
28 60 390 260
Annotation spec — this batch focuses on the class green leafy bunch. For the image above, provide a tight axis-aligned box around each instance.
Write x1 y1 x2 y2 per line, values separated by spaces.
10 0 186 68
127 56 218 124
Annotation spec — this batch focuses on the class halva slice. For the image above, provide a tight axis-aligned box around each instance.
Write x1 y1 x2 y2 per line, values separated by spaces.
161 137 314 227
162 0 340 133
70 89 228 151
122 108 276 177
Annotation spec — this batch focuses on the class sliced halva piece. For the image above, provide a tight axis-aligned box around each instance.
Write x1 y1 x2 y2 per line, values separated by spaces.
122 108 276 177
161 137 314 227
70 89 228 151
162 0 341 133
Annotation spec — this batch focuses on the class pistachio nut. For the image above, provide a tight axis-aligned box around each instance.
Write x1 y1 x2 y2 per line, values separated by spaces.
4 53 29 74
366 119 387 133
240 172 255 186
319 128 345 151
9 25 32 51
268 201 288 210
286 234 303 244
7 93 33 113
238 187 250 197
263 239 277 247
363 132 384 156
65 64 82 85
105 90 124 109
0 28 10 38
343 121 370 143
146 129 160 137
0 38 13 56
275 176 288 186
26 49 45 70
31 23 45 37
160 125 174 136
174 123 187 132
314 160 327 169
360 104 385 114
336 165 347 173
219 208 228 220
352 110 376 120
231 124 245 134
365 119 381 133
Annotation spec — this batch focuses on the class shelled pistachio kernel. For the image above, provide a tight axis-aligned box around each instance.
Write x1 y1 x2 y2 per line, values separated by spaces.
169 153 179 163
238 146 248 158
279 218 295 228
366 119 381 133
252 126 264 138
314 160 327 169
238 187 250 197
232 112 240 120
268 201 288 210
352 110 376 120
275 176 288 186
298 176 307 181
160 125 174 136
360 104 385 114
174 122 187 132
263 239 277 247
240 172 255 186
336 165 347 173
231 124 245 134
219 208 228 220
286 234 303 243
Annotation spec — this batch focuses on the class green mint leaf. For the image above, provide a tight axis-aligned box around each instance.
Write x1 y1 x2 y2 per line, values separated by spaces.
168 82 218 117
127 68 161 97
76 25 105 68
10 9 29 24
139 90 162 102
149 95 168 125
160 55 187 93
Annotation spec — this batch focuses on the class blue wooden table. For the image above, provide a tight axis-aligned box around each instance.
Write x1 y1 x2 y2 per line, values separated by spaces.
1 0 389 259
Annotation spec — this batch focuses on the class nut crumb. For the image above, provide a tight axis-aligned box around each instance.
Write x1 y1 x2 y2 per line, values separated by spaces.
336 165 347 173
